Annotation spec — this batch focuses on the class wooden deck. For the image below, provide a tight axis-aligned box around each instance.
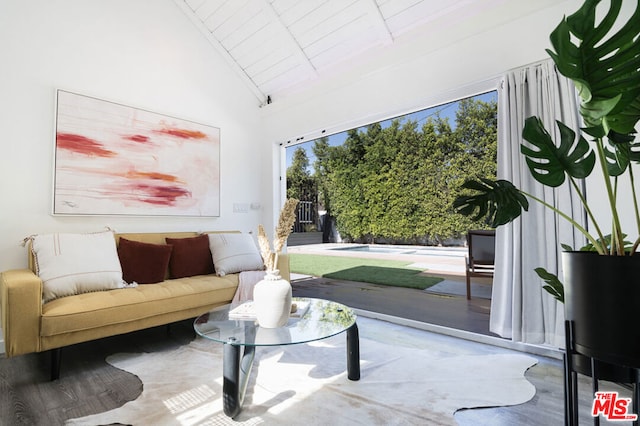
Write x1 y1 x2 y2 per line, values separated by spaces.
291 276 494 336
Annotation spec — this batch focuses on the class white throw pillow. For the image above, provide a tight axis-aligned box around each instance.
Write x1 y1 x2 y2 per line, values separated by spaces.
208 233 264 276
31 230 123 302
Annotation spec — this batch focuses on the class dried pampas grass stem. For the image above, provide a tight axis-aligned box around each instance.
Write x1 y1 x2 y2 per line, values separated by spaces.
259 198 299 272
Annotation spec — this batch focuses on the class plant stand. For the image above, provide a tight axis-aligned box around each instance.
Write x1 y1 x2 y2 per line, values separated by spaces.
564 320 640 426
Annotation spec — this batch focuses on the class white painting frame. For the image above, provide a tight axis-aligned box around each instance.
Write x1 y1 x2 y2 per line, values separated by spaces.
53 90 220 217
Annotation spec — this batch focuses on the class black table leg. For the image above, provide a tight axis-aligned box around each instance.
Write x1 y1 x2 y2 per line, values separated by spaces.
347 322 360 381
222 338 255 418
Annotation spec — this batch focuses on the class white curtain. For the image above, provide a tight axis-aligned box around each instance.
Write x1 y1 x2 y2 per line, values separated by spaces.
490 59 585 348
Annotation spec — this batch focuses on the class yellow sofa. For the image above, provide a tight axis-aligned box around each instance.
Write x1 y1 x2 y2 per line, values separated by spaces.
0 231 289 379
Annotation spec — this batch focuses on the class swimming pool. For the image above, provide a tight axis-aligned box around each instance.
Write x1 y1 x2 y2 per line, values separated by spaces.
327 244 466 258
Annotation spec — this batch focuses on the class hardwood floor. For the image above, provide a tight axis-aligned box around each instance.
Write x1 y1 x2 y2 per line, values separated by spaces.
0 281 633 425
0 321 195 425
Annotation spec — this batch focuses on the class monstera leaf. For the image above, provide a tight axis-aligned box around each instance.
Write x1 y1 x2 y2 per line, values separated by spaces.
453 178 529 228
601 133 640 176
547 0 640 136
521 117 596 187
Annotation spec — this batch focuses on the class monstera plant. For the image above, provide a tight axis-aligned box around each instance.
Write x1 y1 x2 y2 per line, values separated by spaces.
454 0 640 378
455 0 640 258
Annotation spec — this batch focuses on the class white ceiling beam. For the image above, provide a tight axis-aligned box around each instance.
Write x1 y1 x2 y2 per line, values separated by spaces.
362 0 393 45
258 0 318 80
172 0 268 104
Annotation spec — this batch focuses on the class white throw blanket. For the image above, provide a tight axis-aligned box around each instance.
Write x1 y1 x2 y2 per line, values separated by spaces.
232 270 266 304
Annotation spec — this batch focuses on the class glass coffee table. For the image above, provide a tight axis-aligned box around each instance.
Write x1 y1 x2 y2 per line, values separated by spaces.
193 297 360 418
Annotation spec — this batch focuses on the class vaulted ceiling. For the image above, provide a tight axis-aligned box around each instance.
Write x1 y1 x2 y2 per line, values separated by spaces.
173 0 561 104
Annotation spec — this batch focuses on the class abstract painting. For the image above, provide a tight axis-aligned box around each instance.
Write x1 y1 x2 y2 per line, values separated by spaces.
53 90 220 216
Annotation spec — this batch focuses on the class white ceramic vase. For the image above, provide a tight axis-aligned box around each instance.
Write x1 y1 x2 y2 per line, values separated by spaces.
253 269 292 328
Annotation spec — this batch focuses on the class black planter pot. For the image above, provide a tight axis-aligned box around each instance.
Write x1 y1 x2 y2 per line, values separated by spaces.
571 353 637 382
562 251 640 370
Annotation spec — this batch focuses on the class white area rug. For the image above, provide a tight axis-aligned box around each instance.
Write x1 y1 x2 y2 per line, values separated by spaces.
66 317 536 425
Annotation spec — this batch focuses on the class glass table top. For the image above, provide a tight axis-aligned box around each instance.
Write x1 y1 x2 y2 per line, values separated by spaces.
193 297 357 346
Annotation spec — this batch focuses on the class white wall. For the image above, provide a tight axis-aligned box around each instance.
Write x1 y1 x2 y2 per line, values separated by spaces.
0 0 267 273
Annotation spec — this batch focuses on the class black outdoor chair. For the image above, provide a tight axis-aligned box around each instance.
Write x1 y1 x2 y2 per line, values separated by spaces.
465 230 496 300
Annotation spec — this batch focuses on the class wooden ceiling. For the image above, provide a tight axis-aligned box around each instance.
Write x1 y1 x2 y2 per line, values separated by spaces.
173 0 559 103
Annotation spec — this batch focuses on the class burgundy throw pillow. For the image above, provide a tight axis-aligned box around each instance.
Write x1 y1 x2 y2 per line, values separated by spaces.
166 234 215 279
117 238 172 284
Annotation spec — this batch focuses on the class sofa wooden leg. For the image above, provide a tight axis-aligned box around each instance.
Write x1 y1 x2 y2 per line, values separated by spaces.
51 348 61 381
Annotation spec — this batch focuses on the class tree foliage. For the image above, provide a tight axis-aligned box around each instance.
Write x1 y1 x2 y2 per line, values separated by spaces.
288 97 497 244
286 147 315 201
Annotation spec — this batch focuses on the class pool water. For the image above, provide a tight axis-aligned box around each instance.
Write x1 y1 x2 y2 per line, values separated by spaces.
329 245 466 257
333 246 415 254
